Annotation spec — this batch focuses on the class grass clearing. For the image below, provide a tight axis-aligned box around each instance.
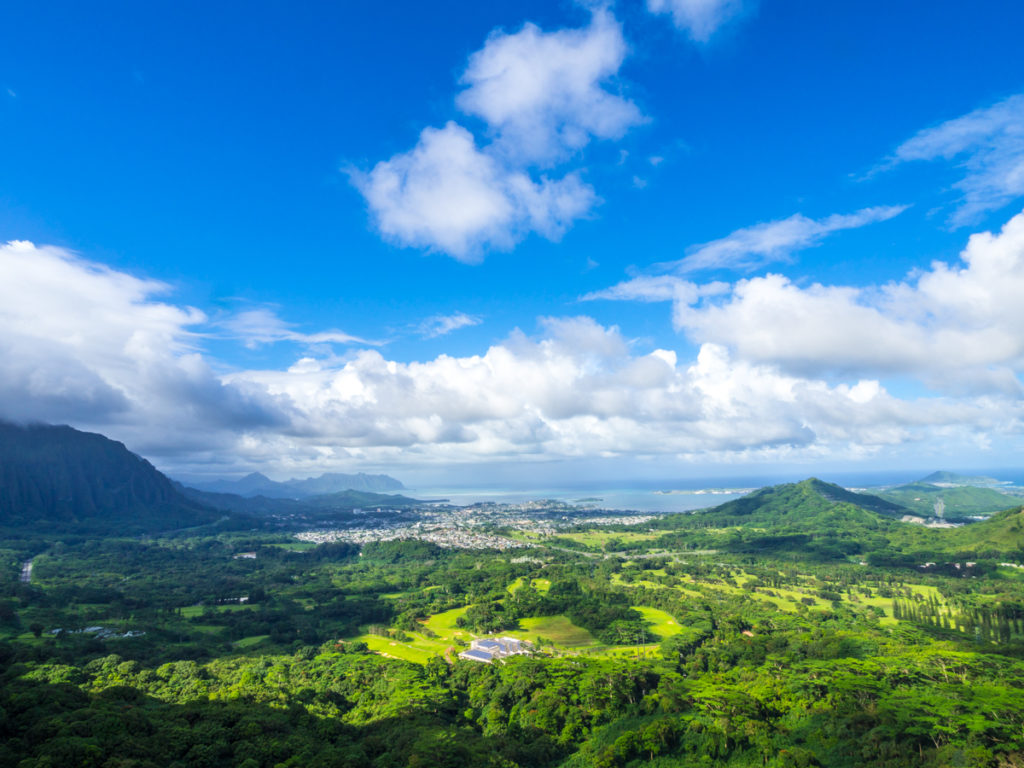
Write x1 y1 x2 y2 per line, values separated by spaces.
360 634 440 664
268 540 318 551
181 603 256 618
423 605 472 639
233 634 269 648
634 607 681 639
508 577 552 594
555 531 660 548
503 615 598 648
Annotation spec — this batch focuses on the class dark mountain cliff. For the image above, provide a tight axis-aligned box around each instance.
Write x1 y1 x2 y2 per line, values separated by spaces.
0 421 217 532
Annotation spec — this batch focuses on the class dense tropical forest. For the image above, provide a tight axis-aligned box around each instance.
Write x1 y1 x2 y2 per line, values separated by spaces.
2 425 1024 766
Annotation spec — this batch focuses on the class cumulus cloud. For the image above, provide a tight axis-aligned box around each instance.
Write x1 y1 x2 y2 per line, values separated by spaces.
647 0 744 42
457 8 643 165
883 93 1024 226
0 240 289 447
353 122 596 260
223 308 377 348
667 205 908 273
6 238 1024 477
354 8 639 260
417 311 482 339
594 209 1024 394
223 317 1016 474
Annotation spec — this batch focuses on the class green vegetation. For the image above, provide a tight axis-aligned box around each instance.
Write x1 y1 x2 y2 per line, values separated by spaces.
0 420 218 533
509 614 597 647
879 481 1018 518
5 465 1024 767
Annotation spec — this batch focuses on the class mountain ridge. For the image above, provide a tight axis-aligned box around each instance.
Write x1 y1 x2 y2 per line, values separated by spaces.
188 470 405 498
0 421 218 533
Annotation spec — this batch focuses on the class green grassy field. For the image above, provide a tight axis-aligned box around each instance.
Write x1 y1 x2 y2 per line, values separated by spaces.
507 577 551 594
423 606 472 639
349 564 957 667
361 633 440 664
554 531 661 548
266 540 318 551
634 606 682 639
609 565 948 627
503 615 598 648
180 603 257 618
233 634 270 648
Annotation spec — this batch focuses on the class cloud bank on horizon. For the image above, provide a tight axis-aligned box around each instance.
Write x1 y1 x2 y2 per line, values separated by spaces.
4 209 1024 477
3 1 1024 480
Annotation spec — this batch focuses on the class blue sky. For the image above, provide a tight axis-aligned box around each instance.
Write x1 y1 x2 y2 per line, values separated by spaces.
3 0 1024 486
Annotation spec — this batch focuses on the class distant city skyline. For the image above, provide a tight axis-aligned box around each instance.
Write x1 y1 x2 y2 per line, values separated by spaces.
3 1 1024 483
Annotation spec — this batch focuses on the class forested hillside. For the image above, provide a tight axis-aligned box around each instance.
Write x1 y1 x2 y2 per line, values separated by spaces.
0 422 217 533
4 446 1024 767
878 481 1018 518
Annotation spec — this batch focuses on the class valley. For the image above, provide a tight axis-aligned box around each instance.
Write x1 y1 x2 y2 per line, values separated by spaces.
3 423 1024 766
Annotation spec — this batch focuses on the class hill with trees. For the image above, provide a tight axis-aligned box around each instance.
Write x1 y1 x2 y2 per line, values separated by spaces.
920 470 1006 486
877 481 1017 519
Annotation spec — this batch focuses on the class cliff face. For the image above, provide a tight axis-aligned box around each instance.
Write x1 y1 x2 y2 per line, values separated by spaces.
0 421 216 532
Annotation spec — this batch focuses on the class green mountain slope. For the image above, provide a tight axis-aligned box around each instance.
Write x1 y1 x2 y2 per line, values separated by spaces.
0 421 217 533
878 482 1016 518
697 478 906 528
943 505 1024 552
650 479 907 560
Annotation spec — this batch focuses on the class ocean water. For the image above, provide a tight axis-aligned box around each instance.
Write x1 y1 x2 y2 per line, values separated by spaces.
405 466 1024 514
404 487 748 513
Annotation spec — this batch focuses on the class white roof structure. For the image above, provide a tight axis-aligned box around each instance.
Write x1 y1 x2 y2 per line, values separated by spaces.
458 636 532 663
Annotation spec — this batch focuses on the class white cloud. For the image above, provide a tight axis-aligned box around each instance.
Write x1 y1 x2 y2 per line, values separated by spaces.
7 239 1024 478
223 308 377 348
354 8 639 260
457 9 643 165
668 205 908 273
647 0 744 42
417 311 482 339
0 241 288 445
352 122 596 260
884 93 1024 226
585 274 715 304
224 319 1015 473
595 209 1024 394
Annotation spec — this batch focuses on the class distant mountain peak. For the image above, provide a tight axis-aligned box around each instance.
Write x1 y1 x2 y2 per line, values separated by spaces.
187 470 404 498
919 470 1003 487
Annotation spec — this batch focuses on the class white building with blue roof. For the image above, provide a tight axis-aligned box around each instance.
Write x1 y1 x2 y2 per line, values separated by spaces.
458 636 530 663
